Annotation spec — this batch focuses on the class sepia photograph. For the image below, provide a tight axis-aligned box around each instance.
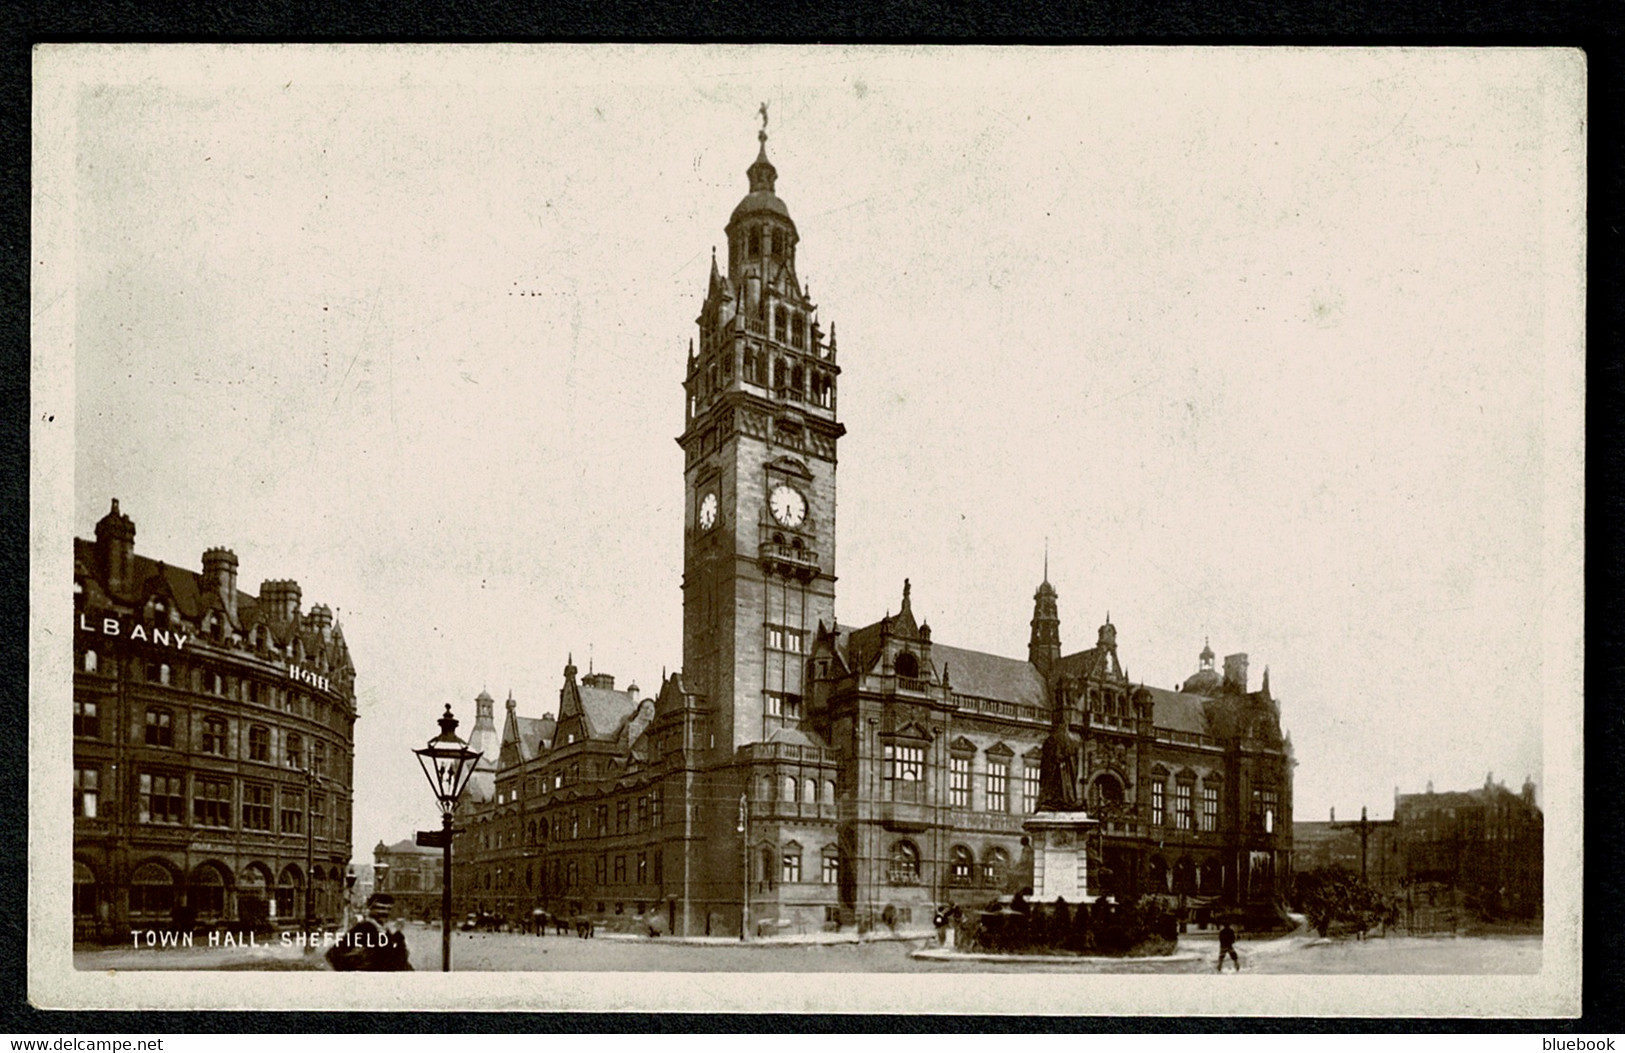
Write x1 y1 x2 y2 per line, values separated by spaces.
30 45 1584 1015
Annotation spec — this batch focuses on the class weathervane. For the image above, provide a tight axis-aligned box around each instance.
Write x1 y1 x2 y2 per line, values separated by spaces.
758 101 769 133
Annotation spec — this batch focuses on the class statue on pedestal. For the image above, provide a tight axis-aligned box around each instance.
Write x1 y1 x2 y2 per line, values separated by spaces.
1038 680 1084 813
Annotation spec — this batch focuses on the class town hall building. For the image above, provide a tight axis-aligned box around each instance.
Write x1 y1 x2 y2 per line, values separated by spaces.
447 125 1297 937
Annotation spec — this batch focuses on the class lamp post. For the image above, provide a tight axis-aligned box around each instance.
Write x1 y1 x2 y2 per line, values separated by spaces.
302 764 317 932
738 792 750 942
414 704 483 972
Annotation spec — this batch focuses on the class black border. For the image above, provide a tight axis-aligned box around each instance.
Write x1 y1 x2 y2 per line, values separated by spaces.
5 0 1620 1036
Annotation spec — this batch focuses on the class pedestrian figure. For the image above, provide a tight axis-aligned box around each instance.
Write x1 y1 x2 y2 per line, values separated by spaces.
1217 922 1240 972
327 893 412 971
881 904 898 934
933 906 949 946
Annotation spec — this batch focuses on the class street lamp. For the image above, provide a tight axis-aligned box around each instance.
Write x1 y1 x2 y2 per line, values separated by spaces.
414 704 483 972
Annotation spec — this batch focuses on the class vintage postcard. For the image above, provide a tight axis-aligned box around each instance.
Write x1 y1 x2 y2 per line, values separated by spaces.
31 45 1584 1015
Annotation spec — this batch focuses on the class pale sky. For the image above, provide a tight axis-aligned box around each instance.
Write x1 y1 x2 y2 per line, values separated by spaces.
48 46 1583 858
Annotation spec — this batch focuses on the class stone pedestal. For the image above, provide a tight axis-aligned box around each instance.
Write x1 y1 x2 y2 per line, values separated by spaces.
1024 811 1098 903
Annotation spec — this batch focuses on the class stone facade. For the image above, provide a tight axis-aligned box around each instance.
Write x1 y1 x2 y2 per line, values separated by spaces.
446 128 1297 937
73 500 357 940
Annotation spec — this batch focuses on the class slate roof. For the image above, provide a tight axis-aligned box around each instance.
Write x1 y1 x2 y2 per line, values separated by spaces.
1054 646 1108 680
929 643 1046 707
516 715 555 759
75 537 350 671
1140 686 1212 736
577 684 642 742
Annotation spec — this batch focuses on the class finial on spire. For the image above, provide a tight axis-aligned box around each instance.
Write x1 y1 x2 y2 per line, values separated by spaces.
902 578 911 605
759 101 769 134
1043 538 1049 583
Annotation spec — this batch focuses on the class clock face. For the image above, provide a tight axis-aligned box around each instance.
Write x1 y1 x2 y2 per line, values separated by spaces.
769 484 807 527
699 492 718 530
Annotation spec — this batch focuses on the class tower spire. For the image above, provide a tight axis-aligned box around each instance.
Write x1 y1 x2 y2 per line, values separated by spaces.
1029 567 1061 673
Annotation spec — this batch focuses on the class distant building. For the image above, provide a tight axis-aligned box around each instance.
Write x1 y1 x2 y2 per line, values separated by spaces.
73 500 358 940
1293 810 1402 893
373 838 443 921
1397 776 1542 919
443 127 1298 936
1292 775 1542 921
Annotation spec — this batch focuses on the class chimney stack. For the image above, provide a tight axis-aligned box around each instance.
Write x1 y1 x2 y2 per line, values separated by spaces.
202 548 239 618
1223 653 1249 692
94 499 137 598
306 602 333 642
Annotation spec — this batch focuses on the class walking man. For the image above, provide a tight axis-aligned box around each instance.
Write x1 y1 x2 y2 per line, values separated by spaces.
1217 922 1241 972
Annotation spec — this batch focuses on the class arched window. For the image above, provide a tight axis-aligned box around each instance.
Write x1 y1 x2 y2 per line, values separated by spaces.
1090 772 1124 812
73 861 97 919
790 363 804 398
821 845 840 885
1174 856 1195 895
774 307 788 344
774 358 787 390
129 863 174 920
1149 855 1170 893
274 866 303 921
888 840 920 885
285 732 304 768
783 775 797 802
982 846 1011 889
949 845 975 886
823 780 837 805
749 227 761 256
190 864 227 920
894 651 920 678
804 778 817 804
759 845 777 888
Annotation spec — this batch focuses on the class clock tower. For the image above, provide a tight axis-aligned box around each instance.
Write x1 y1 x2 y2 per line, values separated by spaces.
679 125 843 757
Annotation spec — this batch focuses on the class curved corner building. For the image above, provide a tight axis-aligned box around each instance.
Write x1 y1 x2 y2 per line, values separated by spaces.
72 499 358 940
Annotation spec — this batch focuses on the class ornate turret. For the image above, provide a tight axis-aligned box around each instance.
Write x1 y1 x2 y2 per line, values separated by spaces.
1028 560 1061 672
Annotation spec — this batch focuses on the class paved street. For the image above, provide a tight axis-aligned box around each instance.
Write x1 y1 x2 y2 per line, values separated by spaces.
75 924 1540 974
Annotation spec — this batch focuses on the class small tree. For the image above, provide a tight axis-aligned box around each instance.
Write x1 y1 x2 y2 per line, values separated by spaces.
1295 866 1383 937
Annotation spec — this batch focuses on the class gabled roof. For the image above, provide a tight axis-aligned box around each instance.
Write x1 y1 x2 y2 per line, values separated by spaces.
380 837 439 857
578 684 641 741
518 715 555 759
1055 646 1111 680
